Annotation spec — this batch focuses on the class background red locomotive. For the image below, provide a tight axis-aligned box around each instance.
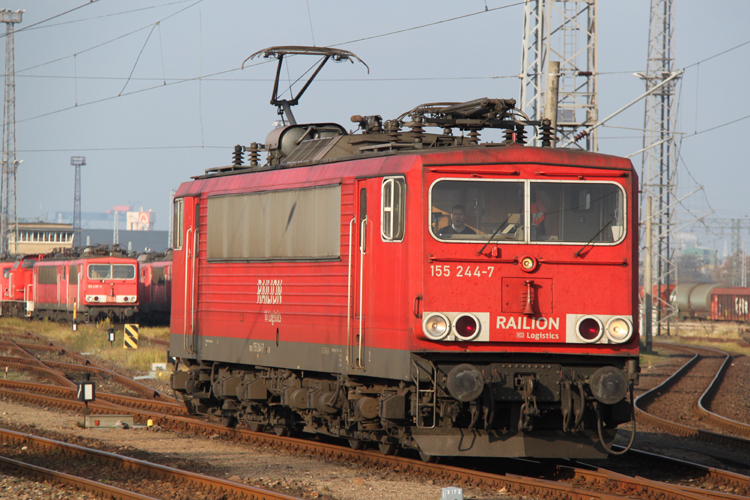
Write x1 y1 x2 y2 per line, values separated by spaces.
0 254 38 318
169 47 639 461
138 250 173 325
1 245 139 323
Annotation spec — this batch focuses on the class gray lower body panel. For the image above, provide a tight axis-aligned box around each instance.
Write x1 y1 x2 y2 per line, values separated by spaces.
411 428 613 458
169 333 413 381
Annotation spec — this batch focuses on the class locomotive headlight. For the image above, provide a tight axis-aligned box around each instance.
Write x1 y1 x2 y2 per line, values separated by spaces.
606 317 633 343
422 313 450 340
590 366 628 405
575 316 603 343
519 255 538 273
447 363 485 402
453 313 480 341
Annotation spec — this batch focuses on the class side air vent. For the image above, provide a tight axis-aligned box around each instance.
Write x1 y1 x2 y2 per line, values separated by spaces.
283 136 342 165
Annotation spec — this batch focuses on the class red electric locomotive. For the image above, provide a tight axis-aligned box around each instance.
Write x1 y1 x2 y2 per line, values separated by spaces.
0 254 38 318
30 245 139 323
138 250 173 325
169 47 639 460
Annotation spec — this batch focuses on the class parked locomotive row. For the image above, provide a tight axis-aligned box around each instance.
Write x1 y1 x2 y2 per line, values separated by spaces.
0 245 172 325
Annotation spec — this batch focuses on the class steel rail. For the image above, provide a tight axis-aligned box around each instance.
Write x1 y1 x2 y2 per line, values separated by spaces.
0 357 76 387
0 427 302 500
1 385 744 500
634 342 750 450
1 334 177 402
570 450 750 500
0 379 188 415
623 447 750 499
0 454 158 500
694 347 750 438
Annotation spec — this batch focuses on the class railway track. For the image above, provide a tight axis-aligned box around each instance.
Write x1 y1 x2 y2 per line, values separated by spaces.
3 379 750 500
635 342 750 448
0 334 176 402
2 328 750 499
0 427 302 500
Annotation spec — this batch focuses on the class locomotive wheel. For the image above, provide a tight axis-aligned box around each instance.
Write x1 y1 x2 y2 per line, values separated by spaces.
378 442 397 455
248 422 266 433
274 425 291 437
348 439 365 450
220 416 237 428
419 451 439 463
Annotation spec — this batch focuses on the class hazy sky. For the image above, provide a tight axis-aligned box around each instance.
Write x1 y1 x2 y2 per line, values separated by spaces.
4 1 749 242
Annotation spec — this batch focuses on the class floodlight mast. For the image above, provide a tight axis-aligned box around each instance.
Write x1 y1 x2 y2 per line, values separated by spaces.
243 46 369 126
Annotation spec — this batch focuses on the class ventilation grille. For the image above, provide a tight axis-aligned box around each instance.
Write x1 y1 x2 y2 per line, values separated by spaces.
284 136 340 165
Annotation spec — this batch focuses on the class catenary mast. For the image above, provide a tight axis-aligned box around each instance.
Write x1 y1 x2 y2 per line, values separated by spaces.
640 0 679 346
520 0 598 151
71 156 86 247
0 9 22 255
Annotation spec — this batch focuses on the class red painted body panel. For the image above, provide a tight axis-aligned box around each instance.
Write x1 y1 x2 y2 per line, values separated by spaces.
139 260 172 316
171 146 639 358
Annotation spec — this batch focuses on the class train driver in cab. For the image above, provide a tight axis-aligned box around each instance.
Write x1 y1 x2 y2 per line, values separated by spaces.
438 205 476 237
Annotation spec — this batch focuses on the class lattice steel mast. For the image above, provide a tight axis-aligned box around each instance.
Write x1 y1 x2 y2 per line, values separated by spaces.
0 9 22 255
71 156 86 247
640 0 680 342
520 0 598 151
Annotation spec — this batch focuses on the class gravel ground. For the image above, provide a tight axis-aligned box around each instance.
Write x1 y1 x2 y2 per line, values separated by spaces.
0 399 515 500
2 330 750 499
0 472 102 500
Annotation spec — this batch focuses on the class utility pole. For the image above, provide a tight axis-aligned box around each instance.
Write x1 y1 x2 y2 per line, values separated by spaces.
640 0 680 337
520 0 598 150
113 210 119 245
0 9 22 255
71 156 86 247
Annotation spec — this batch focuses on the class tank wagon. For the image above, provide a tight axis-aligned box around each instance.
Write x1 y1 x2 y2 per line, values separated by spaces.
169 47 640 461
673 283 750 322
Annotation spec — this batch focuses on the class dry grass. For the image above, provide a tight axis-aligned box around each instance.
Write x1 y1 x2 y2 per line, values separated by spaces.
0 317 170 373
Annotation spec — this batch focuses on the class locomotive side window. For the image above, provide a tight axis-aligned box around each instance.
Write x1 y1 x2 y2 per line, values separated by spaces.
381 177 405 242
206 184 341 261
529 182 624 243
37 267 57 285
69 265 78 285
430 180 524 241
173 198 184 250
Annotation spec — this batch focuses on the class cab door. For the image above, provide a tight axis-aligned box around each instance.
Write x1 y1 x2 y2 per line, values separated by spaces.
173 196 199 355
349 181 370 369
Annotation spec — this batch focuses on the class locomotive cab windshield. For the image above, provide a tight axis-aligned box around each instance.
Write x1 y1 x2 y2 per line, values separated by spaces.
430 178 625 245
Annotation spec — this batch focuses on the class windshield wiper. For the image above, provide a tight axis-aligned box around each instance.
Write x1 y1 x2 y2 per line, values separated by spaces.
574 217 616 257
477 213 514 255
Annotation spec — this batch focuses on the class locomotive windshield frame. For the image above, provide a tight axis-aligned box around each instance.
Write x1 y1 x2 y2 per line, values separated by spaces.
428 177 626 245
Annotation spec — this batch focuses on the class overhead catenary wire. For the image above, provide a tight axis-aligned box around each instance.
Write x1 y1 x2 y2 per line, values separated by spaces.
0 0 100 38
119 23 158 95
16 0 204 74
12 2 750 136
10 0 194 33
